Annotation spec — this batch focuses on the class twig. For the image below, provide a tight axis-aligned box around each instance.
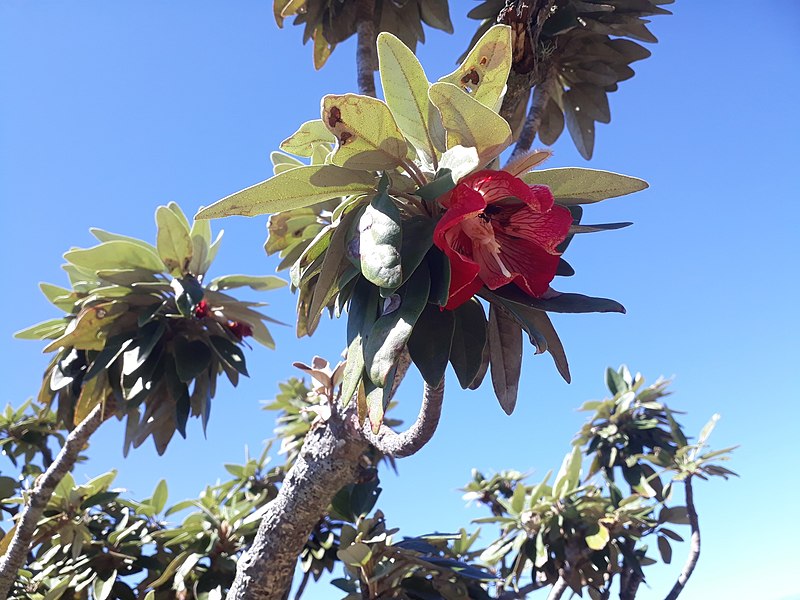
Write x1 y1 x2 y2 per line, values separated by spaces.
547 572 569 600
362 379 444 458
498 581 546 600
0 403 106 600
664 476 700 600
355 0 377 98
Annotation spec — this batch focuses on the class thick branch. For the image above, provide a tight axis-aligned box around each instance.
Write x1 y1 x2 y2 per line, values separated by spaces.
0 403 105 600
226 414 368 600
361 379 444 458
355 0 377 98
664 477 700 600
547 573 569 600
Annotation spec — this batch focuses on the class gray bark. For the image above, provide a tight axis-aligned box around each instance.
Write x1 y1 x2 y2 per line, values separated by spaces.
0 404 105 600
664 477 700 600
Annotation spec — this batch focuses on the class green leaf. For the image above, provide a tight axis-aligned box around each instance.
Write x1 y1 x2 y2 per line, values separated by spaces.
522 167 648 204
92 570 118 600
65 241 165 274
657 535 673 564
363 261 430 387
39 282 76 311
377 32 439 162
438 145 481 183
487 304 522 415
321 94 409 171
359 188 403 289
553 446 582 498
606 367 625 395
426 247 451 307
408 303 455 386
151 479 168 514
14 318 68 340
173 337 212 383
488 285 626 314
449 299 488 389
207 274 286 292
196 165 378 219
440 24 512 111
338 542 372 567
280 119 336 157
209 336 248 376
564 90 596 159
585 524 610 550
156 205 193 276
428 82 512 165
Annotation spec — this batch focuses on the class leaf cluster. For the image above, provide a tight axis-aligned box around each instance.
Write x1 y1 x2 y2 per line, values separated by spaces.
16 204 285 455
466 0 672 158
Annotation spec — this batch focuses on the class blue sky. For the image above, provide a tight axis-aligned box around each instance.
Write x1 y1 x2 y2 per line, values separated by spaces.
1 2 799 599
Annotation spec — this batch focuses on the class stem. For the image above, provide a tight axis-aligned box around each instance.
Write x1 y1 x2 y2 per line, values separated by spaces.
664 477 700 600
497 581 546 600
355 0 377 98
361 379 444 458
0 403 105 600
547 573 569 600
400 159 428 188
226 414 368 600
508 71 553 162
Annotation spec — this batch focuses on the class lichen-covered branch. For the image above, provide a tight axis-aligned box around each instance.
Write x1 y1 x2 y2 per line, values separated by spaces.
664 476 700 600
226 413 368 600
0 403 106 600
355 0 377 98
508 70 554 162
362 379 444 458
546 573 569 600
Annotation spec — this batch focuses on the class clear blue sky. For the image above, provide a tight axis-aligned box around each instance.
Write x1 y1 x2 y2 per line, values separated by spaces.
1 2 799 599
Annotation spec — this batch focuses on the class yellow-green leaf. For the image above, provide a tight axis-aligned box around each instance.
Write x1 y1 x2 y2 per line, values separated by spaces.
43 302 128 353
14 318 68 340
65 241 165 274
586 524 610 550
440 24 512 111
321 94 409 171
196 165 378 219
156 205 193 276
377 32 438 162
428 82 512 165
280 120 336 158
521 168 649 204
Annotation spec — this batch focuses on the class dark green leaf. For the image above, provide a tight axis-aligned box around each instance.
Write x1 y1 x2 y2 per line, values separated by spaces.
173 337 212 383
449 298 488 389
487 304 523 415
408 304 455 386
209 336 248 376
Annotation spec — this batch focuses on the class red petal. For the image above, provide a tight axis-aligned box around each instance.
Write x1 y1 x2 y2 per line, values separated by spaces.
493 202 572 254
492 232 562 297
463 171 554 212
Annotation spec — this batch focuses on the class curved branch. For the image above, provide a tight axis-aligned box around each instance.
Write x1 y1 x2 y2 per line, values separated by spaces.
0 403 106 600
498 581 546 600
362 379 444 458
664 476 700 600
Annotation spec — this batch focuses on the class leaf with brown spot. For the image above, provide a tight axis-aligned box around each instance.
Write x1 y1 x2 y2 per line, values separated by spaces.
320 94 410 171
280 119 336 158
440 24 512 111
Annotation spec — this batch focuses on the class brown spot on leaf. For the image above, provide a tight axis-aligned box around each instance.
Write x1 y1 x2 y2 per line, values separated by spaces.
95 307 107 319
328 106 342 128
461 68 480 86
339 131 353 145
480 56 488 66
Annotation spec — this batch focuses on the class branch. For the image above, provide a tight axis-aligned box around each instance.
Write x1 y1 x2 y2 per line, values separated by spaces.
0 403 106 600
498 581 546 600
508 70 553 162
361 379 444 458
355 0 377 98
226 413 368 600
546 573 569 600
664 476 700 600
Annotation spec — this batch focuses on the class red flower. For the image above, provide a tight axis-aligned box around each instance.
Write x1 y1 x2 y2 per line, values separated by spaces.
228 321 253 340
433 170 573 310
194 300 210 319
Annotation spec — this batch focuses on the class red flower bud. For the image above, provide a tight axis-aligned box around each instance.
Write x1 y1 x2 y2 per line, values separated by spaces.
228 321 253 340
194 300 210 319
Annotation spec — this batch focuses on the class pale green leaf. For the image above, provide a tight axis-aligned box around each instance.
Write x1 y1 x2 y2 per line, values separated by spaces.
377 32 438 162
156 205 193 276
207 274 287 292
196 165 378 219
521 168 648 204
65 241 165 274
321 94 409 170
280 119 336 157
440 24 512 111
428 82 512 165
